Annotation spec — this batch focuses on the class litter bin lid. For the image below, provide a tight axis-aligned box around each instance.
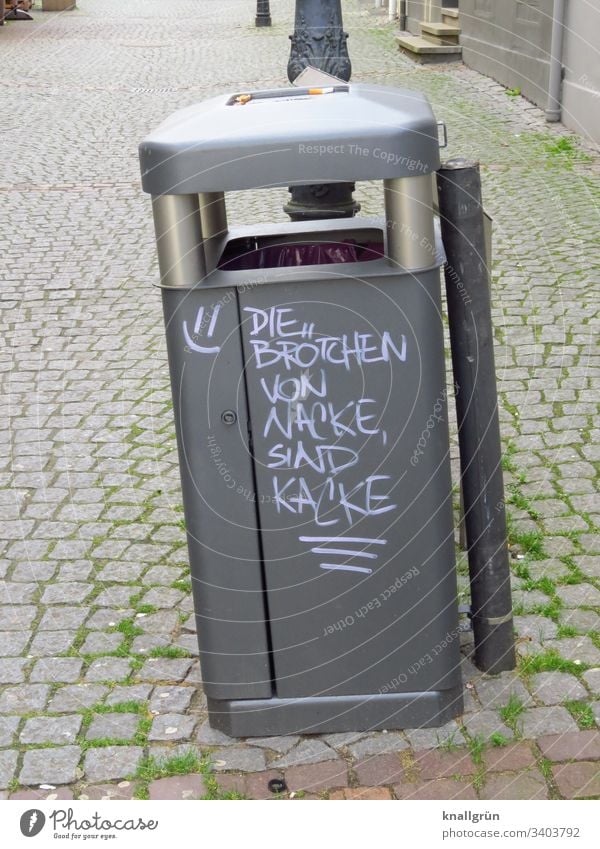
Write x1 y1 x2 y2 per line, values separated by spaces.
139 83 440 195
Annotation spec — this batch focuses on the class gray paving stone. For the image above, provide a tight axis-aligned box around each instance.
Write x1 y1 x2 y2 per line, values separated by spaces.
41 582 91 605
173 634 199 654
85 609 134 630
545 637 600 666
90 540 131 560
559 609 600 634
181 614 196 633
525 560 571 581
251 735 301 753
0 657 29 684
185 662 202 685
271 739 338 768
140 588 185 609
86 713 140 741
0 750 18 790
48 684 108 713
143 566 184 586
131 634 170 654
30 658 84 683
20 746 81 786
349 732 409 759
138 658 192 682
52 540 92 560
97 562 145 583
519 707 579 739
556 584 600 608
39 607 89 631
196 720 237 747
80 632 124 655
512 590 550 612
405 720 466 750
148 713 197 742
0 583 37 604
149 686 194 714
0 631 31 656
85 657 131 683
0 684 49 713
211 747 267 772
461 711 515 741
0 605 37 631
573 556 600 579
136 610 180 634
321 731 366 749
530 672 588 705
20 715 82 744
582 669 600 696
94 586 138 607
12 562 56 582
474 675 534 709
542 537 578 557
28 630 77 657
105 684 152 706
56 562 94 582
0 716 20 747
513 615 558 642
84 746 143 782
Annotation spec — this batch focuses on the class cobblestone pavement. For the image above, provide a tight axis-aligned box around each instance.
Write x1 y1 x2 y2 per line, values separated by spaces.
1 0 599 801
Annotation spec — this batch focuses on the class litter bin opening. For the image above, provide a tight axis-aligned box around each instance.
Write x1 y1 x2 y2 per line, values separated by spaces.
218 227 385 271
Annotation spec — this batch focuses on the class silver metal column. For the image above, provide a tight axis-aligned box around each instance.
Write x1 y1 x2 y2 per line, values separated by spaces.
151 194 206 288
384 174 435 269
199 191 228 272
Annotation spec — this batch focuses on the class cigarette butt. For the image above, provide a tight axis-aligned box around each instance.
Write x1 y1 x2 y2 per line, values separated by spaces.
236 94 252 104
308 87 335 95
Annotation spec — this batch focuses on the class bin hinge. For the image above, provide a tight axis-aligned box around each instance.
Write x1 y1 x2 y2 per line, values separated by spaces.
437 121 448 149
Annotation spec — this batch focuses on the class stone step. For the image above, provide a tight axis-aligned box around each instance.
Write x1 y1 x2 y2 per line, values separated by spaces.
442 8 459 20
395 34 462 64
420 22 461 45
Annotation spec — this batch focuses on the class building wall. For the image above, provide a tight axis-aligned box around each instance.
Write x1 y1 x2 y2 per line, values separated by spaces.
459 0 553 108
459 0 600 144
561 2 600 143
405 1 444 35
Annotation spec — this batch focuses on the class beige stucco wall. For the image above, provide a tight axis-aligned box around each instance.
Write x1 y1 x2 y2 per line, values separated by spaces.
561 1 600 143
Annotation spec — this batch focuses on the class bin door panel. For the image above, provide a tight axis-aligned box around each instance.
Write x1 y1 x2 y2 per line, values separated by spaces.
162 288 272 699
239 273 461 699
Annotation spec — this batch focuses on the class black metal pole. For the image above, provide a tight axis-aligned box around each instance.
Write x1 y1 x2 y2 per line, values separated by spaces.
284 0 359 221
436 158 516 675
255 0 271 27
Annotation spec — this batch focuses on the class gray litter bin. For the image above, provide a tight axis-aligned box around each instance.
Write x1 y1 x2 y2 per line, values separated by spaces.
139 83 463 736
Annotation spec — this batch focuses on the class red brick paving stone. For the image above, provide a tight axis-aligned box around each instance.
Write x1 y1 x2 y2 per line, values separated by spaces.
414 749 476 779
285 761 349 793
480 770 549 800
394 779 477 800
215 770 283 800
10 788 74 800
552 762 600 799
148 774 206 800
537 730 600 762
78 783 136 800
353 754 407 786
329 787 392 799
245 770 285 800
483 742 537 773
212 774 245 796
